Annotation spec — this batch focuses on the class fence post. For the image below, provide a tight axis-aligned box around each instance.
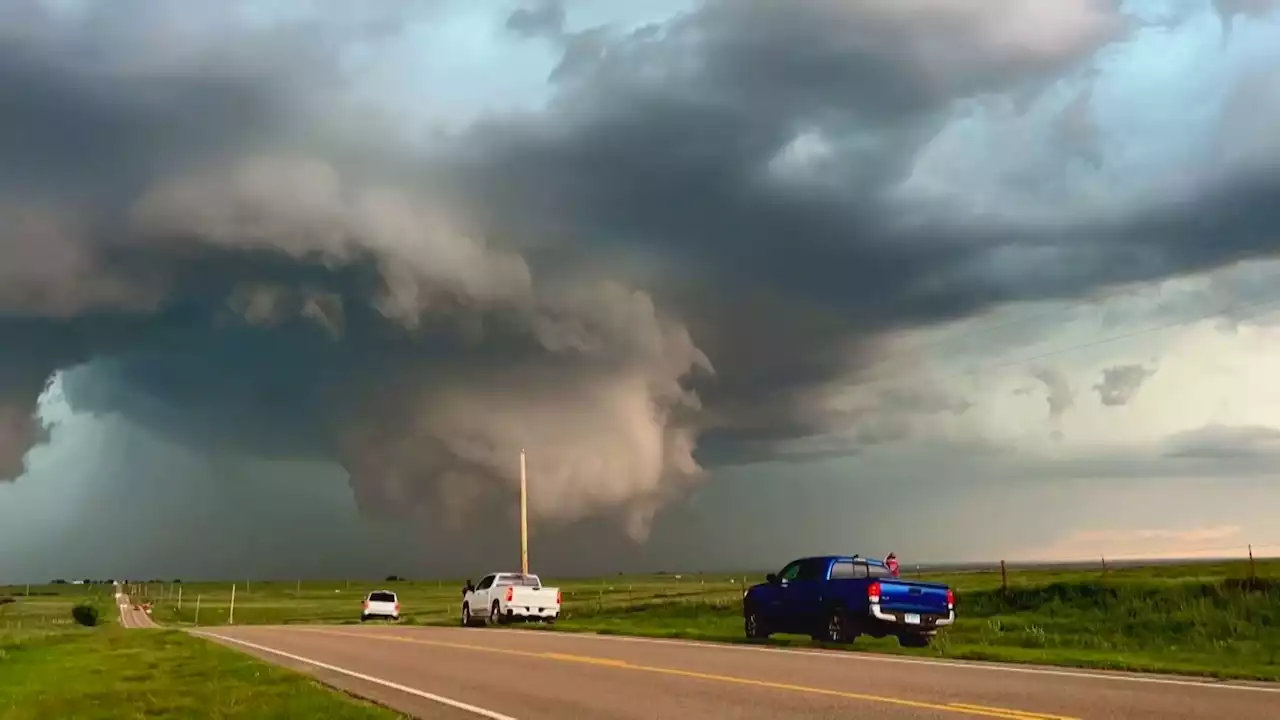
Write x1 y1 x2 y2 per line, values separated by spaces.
195 595 201 625
229 584 236 625
1249 544 1257 586
1101 555 1109 577
177 586 183 611
1000 560 1008 594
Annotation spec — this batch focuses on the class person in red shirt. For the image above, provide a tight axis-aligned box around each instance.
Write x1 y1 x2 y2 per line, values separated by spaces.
885 552 901 578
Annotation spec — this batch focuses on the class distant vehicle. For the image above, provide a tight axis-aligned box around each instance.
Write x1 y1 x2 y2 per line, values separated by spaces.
742 555 954 648
360 590 401 622
461 572 561 627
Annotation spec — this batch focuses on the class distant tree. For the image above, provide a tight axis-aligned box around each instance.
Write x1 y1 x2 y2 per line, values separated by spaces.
385 575 405 582
172 579 182 584
51 579 67 585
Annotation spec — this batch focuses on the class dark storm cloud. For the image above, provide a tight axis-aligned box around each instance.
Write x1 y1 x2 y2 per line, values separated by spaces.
1093 364 1156 407
459 0 1280 449
0 5 708 540
2 0 1280 544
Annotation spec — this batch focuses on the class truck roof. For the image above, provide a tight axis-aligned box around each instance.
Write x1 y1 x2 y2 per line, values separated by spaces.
795 555 888 567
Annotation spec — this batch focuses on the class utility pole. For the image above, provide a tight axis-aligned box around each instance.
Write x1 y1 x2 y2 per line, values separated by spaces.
520 448 530 575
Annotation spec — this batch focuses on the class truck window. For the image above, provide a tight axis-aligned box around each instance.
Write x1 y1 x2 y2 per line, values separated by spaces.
796 558 828 582
496 574 541 587
476 575 495 590
866 564 891 579
831 561 868 579
778 561 803 581
368 591 396 603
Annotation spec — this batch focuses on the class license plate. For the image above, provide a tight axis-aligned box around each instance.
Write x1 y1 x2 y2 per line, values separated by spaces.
904 613 921 625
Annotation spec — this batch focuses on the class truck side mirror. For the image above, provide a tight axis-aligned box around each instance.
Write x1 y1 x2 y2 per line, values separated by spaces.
766 573 778 584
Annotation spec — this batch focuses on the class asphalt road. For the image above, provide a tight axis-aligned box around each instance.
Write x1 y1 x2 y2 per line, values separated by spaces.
114 589 158 629
194 625 1279 720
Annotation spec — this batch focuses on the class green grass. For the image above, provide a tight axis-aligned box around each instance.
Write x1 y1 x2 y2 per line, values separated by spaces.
120 560 1280 682
0 585 404 719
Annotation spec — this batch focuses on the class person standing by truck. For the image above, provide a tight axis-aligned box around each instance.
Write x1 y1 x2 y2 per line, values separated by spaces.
885 552 901 578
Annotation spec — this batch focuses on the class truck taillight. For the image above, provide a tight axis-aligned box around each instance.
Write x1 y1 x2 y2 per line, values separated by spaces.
946 589 954 608
867 581 881 604
556 590 562 605
363 600 368 609
394 603 400 613
505 587 513 603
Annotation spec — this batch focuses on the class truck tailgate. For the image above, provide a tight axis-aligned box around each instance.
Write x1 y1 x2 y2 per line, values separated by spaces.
510 587 559 609
877 580 951 615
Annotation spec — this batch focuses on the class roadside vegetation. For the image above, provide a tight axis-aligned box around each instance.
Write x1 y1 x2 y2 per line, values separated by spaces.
138 559 1280 681
0 584 404 719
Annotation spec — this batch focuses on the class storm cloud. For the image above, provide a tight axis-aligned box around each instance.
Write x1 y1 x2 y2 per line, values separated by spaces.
3 0 1280 552
1093 364 1157 407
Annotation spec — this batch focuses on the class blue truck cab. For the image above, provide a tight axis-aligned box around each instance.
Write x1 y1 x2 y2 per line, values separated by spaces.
742 555 955 647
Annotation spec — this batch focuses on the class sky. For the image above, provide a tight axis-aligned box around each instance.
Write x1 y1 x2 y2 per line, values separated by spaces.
3 0 1280 582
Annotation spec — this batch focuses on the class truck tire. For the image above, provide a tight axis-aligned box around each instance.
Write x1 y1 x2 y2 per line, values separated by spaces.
819 607 851 644
898 633 932 648
490 601 510 626
744 608 771 640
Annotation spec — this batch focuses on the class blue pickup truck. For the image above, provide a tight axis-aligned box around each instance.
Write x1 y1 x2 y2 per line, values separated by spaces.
742 555 955 647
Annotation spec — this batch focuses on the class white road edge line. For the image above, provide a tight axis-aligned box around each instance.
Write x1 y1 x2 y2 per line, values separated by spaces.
425 626 1280 694
194 631 519 720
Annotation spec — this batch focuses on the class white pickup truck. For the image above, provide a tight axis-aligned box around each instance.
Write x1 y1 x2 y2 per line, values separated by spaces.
461 572 561 627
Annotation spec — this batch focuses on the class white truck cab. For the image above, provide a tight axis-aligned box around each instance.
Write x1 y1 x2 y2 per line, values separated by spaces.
461 572 561 626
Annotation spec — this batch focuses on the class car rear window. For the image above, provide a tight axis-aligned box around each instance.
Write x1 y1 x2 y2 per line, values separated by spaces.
495 574 541 587
867 564 892 579
368 592 397 603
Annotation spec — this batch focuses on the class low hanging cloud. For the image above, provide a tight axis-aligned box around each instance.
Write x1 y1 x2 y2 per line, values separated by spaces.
1093 364 1157 407
1164 424 1280 459
3 0 1280 541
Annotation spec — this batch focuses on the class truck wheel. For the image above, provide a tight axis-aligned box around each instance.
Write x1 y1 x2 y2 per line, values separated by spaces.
744 609 770 640
820 608 850 643
898 633 932 648
489 601 505 626
461 604 473 627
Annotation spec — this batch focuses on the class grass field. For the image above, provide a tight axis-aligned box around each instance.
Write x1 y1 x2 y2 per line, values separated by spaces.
121 558 1280 681
0 584 404 719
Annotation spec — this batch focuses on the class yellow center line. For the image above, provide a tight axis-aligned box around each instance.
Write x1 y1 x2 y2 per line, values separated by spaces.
293 628 1081 720
949 704 1080 720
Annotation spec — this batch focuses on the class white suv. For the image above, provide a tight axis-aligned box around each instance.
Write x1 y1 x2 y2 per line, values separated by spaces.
361 590 400 622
